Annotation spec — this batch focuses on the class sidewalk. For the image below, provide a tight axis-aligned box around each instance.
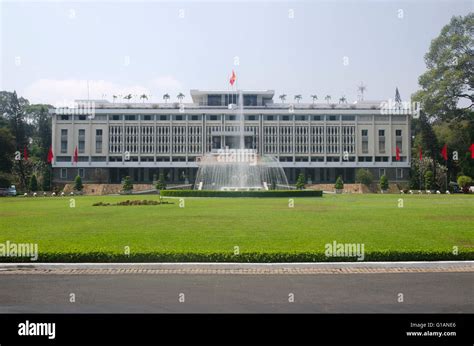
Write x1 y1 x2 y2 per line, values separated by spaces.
0 261 472 275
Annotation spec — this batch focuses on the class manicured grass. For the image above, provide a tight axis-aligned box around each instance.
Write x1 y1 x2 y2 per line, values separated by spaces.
0 194 473 262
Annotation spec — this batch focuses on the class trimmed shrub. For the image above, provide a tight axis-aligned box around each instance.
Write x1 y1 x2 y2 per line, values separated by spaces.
29 174 38 192
1 250 472 263
122 176 133 192
74 175 83 191
355 169 373 186
457 175 472 193
160 190 322 198
334 176 344 190
156 172 167 190
379 175 389 191
296 173 305 190
424 171 434 190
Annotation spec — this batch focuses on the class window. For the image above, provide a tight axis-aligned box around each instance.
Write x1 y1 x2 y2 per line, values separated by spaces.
329 115 339 121
210 115 218 121
397 168 403 179
379 168 386 177
243 95 257 106
295 115 306 121
266 115 274 121
60 168 67 179
125 115 136 121
60 115 69 121
143 115 152 121
61 129 68 153
342 115 355 121
78 168 85 178
246 115 256 121
208 95 222 106
282 115 290 121
78 115 86 121
111 115 120 121
225 94 237 106
361 129 368 154
78 129 85 153
396 129 402 136
312 116 322 121
175 115 183 121
378 129 385 153
396 129 402 153
191 115 199 121
96 129 103 153
159 115 167 121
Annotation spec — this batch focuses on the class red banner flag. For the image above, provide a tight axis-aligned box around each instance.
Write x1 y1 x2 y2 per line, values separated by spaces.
470 144 474 159
441 144 448 161
419 146 422 161
395 146 400 161
229 70 236 86
23 146 28 161
47 145 54 163
73 146 78 165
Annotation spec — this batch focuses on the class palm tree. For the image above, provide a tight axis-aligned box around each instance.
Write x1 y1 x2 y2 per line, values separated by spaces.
123 94 132 102
163 93 170 103
177 93 185 103
339 96 347 104
140 94 148 103
112 95 117 103
310 94 318 104
294 95 302 103
324 95 331 104
279 94 287 103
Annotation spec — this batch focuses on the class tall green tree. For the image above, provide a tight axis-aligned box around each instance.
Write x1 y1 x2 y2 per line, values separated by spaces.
412 14 473 121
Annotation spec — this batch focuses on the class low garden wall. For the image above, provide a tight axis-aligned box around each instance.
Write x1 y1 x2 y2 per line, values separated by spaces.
160 190 323 198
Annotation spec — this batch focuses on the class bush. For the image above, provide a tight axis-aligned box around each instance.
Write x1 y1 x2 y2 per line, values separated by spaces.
379 175 389 191
122 176 133 191
334 176 344 190
355 169 373 186
74 175 83 191
156 172 167 190
29 174 38 192
41 167 52 191
160 190 323 198
457 175 472 193
296 173 305 190
1 250 472 263
0 173 12 188
424 171 434 190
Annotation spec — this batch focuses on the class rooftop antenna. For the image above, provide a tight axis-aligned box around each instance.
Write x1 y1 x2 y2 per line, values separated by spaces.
357 82 367 101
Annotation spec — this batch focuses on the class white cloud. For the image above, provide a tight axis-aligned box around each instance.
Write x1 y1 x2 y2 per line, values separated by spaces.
23 76 183 105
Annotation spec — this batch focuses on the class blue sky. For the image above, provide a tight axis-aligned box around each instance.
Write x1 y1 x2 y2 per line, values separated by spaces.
1 0 472 104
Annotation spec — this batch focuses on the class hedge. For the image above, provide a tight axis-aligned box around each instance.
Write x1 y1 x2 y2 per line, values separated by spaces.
160 189 323 198
1 251 472 263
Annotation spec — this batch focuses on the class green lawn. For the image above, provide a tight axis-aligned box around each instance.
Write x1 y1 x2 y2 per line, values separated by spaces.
0 194 473 262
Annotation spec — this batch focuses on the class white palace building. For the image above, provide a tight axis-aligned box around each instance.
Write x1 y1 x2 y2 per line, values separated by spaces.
51 89 412 185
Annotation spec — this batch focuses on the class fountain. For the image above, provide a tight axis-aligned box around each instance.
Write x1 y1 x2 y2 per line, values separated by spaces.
194 90 290 191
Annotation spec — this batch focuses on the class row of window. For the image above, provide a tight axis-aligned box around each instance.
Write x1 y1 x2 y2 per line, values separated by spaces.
60 114 360 122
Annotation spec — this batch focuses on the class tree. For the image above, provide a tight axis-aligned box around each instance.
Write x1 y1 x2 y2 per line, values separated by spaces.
156 172 167 190
74 175 83 191
324 95 331 104
424 170 434 190
177 93 185 103
279 94 287 103
41 166 51 191
334 176 344 190
296 173 305 190
412 14 473 121
140 94 148 103
122 176 133 192
123 94 132 102
0 127 15 173
29 174 38 192
355 169 374 186
163 94 170 103
339 96 347 104
310 95 318 104
379 175 389 191
294 95 302 103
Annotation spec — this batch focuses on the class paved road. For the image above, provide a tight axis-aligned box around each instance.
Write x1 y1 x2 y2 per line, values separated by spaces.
1 272 472 313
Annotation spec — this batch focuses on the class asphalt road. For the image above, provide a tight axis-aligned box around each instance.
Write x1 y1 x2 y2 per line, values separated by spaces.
0 272 472 313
